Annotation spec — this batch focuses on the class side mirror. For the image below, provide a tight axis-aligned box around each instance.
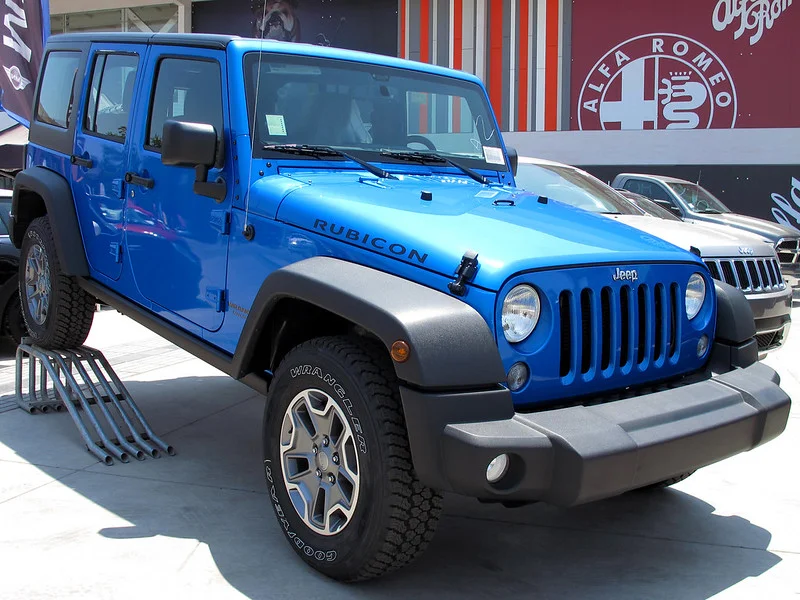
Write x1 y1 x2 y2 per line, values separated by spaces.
161 120 226 202
506 146 519 177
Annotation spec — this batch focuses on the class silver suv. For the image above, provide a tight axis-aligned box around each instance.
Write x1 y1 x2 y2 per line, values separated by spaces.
612 173 800 289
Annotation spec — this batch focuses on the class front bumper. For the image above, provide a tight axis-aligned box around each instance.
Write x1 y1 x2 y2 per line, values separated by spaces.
401 345 790 506
745 287 792 352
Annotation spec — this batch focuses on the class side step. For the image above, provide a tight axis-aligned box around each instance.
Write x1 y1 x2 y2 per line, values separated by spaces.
14 340 175 465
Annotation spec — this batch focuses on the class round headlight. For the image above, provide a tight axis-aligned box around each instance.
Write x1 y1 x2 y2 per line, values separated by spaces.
502 285 541 343
685 273 706 320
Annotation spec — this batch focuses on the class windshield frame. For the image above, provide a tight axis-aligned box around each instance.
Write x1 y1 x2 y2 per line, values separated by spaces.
242 52 508 172
666 182 731 214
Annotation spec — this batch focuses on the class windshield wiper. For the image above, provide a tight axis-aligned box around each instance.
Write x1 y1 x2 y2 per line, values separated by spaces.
263 144 397 180
379 150 489 185
697 209 722 214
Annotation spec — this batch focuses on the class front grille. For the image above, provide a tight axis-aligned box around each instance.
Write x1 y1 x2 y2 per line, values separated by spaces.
776 238 800 266
703 257 785 293
755 329 785 352
558 282 680 380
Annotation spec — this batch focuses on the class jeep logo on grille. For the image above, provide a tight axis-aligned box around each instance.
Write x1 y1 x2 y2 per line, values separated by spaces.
612 267 638 281
738 247 754 256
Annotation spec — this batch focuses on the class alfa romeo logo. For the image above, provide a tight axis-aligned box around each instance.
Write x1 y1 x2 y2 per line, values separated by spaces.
578 33 737 131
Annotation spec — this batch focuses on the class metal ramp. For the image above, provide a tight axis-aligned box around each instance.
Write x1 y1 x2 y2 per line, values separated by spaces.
14 339 175 465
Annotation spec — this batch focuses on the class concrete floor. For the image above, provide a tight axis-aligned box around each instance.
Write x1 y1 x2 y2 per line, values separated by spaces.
1 299 799 600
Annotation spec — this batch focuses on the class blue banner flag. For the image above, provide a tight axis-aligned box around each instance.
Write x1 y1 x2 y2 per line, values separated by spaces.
0 0 50 127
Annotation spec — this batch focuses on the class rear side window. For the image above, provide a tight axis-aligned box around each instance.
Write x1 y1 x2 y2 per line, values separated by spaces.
84 53 140 142
36 51 81 129
146 57 223 150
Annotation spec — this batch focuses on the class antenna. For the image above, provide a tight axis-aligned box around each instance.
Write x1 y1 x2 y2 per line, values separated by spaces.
242 2 270 240
696 169 702 187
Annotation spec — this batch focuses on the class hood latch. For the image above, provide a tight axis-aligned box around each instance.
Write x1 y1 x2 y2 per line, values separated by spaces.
448 251 479 296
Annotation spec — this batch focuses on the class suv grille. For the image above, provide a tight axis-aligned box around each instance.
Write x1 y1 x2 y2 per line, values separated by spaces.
776 238 800 266
703 257 784 293
558 283 680 379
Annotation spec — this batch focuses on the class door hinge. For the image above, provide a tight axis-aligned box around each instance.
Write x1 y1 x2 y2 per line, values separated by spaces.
110 242 123 263
210 210 231 235
448 250 479 297
206 288 227 312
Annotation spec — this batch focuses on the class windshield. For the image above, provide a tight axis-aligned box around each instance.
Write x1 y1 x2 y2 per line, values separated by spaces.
619 192 682 221
244 53 506 170
667 182 731 214
514 163 640 215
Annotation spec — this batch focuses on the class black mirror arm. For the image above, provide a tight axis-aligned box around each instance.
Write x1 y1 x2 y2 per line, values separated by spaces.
193 164 226 203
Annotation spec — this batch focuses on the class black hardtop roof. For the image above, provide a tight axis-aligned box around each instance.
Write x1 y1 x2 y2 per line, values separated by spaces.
47 32 239 50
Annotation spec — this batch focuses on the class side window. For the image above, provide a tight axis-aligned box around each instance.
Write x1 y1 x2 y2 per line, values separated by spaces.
147 58 223 150
35 51 81 129
84 53 140 142
625 179 674 205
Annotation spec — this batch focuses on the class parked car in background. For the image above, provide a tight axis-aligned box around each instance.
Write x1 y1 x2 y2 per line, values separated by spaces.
612 174 800 288
517 158 792 353
0 190 27 342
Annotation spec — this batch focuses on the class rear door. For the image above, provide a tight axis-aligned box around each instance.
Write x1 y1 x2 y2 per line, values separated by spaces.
125 46 231 331
72 44 142 281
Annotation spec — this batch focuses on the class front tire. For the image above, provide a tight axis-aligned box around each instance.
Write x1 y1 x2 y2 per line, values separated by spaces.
263 336 442 581
19 216 95 349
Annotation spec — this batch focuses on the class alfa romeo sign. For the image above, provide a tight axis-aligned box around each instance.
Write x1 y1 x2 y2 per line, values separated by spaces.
578 33 737 131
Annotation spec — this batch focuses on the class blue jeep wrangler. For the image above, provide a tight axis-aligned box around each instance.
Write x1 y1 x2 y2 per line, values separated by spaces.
11 33 791 581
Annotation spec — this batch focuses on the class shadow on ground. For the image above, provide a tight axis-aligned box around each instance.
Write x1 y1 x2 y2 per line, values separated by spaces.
0 365 782 600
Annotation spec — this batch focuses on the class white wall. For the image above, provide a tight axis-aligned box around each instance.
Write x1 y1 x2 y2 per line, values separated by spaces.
503 127 800 166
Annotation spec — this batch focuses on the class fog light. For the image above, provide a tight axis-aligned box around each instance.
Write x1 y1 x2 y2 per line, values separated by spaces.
507 362 529 391
486 454 510 483
697 335 709 357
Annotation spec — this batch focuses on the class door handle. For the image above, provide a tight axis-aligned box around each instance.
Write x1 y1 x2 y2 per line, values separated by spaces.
71 155 93 168
125 172 154 189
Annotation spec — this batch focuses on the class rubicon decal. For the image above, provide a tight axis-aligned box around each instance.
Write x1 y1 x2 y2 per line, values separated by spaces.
313 219 429 265
578 33 737 131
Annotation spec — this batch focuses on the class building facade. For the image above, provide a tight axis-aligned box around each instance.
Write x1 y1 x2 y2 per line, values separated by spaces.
35 0 800 228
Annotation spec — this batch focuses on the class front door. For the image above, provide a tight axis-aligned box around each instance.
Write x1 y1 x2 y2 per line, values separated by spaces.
125 48 231 331
72 45 141 281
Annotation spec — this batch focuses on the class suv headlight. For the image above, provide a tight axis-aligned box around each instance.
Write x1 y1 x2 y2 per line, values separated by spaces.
685 273 706 320
502 285 541 343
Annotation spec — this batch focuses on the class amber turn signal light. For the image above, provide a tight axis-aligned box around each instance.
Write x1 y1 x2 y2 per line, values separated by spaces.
390 340 411 363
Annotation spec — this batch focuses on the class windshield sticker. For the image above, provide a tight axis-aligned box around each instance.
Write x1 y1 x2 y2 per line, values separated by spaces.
267 64 322 75
483 146 505 165
475 189 499 199
266 115 287 136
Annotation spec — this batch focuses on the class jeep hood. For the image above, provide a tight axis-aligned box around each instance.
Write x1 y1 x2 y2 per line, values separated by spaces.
267 171 699 291
690 212 799 241
611 215 776 259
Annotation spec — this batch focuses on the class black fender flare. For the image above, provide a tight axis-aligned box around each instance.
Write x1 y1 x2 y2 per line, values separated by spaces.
713 280 756 344
10 166 89 277
232 257 506 390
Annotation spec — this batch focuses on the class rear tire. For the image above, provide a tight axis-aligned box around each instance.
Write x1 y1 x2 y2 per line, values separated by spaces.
19 216 95 349
263 335 442 581
4 293 27 344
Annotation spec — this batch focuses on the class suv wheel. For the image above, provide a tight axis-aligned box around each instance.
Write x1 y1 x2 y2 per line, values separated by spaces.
263 336 442 581
19 216 95 349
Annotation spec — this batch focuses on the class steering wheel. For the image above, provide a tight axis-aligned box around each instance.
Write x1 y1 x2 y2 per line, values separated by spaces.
406 135 437 151
694 198 709 212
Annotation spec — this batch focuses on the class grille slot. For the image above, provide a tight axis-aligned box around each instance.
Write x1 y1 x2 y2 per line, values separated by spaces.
559 292 572 378
720 261 736 286
600 287 612 371
777 238 800 265
703 257 786 293
620 286 630 368
559 281 678 381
